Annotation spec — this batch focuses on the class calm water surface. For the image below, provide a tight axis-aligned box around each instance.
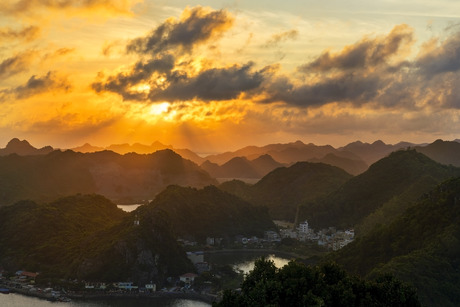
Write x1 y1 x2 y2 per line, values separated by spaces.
116 204 142 212
0 293 210 307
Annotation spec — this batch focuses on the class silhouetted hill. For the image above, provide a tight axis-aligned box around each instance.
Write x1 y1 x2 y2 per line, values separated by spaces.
331 177 460 307
299 150 460 231
310 152 368 175
220 162 352 221
219 179 253 199
0 194 192 284
201 154 284 179
70 143 104 153
415 139 460 167
339 140 413 165
204 141 369 175
205 141 335 164
145 185 276 242
0 138 54 156
71 141 205 165
251 154 285 176
0 149 217 206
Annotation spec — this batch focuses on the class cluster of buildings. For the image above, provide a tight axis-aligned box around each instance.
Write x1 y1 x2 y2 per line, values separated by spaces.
279 220 354 250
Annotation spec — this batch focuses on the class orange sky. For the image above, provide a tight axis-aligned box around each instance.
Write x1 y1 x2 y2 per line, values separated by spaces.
1 1 460 152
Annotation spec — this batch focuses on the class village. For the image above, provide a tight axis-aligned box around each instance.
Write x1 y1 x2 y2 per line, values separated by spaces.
0 220 353 304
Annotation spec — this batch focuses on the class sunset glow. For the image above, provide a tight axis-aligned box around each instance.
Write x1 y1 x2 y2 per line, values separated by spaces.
1 0 460 152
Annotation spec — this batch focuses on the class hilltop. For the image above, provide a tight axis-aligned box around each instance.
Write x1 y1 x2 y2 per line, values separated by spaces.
298 150 460 231
143 185 276 243
220 162 353 221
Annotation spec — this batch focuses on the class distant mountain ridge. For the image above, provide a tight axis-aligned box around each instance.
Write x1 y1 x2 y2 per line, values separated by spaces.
0 138 54 156
220 162 353 221
0 149 216 206
298 150 460 231
201 154 285 179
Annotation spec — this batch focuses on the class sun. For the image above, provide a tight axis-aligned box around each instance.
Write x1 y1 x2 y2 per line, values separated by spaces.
149 102 170 115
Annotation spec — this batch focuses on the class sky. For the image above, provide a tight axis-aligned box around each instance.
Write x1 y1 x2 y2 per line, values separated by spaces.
1 0 460 153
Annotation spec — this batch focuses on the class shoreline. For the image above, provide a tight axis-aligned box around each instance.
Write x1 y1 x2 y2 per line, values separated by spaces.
1 281 217 305
67 291 217 304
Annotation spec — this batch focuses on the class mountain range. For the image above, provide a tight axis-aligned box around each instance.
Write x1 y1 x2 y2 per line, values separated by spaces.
0 149 216 206
220 162 353 221
298 149 460 231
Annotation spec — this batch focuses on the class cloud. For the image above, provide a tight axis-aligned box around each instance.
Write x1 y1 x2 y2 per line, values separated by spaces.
1 71 71 101
126 6 234 55
0 50 35 79
94 6 244 103
264 29 298 48
259 72 385 107
0 25 40 42
416 31 460 76
92 54 176 100
147 63 269 102
299 24 413 73
0 0 141 16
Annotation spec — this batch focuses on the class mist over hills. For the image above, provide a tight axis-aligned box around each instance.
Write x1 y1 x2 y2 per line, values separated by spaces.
0 149 216 206
71 141 205 165
201 154 285 179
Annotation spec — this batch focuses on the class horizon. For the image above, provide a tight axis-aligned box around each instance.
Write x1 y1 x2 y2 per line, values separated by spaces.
0 136 451 155
1 1 460 152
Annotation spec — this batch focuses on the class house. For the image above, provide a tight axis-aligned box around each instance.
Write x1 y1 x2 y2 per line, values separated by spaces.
145 283 156 292
180 273 198 286
15 270 38 282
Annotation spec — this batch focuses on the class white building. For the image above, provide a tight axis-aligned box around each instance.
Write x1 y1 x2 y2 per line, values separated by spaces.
298 220 309 234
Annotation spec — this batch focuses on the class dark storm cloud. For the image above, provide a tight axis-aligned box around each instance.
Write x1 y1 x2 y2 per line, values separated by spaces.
126 6 233 55
299 24 413 73
148 63 268 102
260 73 385 106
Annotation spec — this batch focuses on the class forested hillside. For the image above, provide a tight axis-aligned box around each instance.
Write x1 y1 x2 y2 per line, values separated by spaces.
331 177 460 306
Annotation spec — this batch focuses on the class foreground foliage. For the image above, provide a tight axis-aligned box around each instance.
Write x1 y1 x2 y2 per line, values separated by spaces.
215 258 420 307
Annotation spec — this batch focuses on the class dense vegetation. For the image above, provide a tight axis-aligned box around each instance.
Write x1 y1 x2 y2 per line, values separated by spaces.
215 258 420 307
331 177 460 306
220 162 352 221
144 185 276 242
0 149 216 206
299 150 460 231
0 194 192 285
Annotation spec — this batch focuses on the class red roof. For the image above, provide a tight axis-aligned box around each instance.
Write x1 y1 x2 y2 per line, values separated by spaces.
21 271 38 278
